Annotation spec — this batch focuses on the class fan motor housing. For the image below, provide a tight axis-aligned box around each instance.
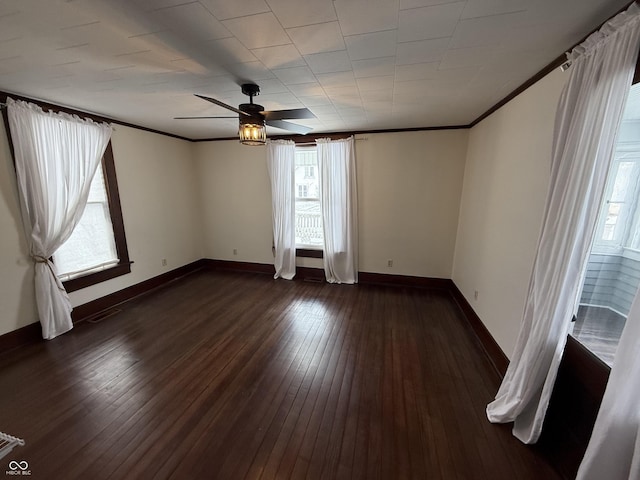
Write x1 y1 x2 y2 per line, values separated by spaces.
239 103 265 124
241 83 260 97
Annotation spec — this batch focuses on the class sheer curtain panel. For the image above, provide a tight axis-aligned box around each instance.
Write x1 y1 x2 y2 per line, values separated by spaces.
7 97 112 339
317 137 358 284
486 3 640 444
266 140 296 280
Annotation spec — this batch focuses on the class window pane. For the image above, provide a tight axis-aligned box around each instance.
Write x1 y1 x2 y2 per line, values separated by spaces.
295 148 323 248
296 199 323 247
610 161 634 202
602 203 621 241
54 165 119 279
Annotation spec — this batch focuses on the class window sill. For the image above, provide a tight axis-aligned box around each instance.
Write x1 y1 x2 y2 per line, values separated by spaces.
63 261 133 293
296 248 323 259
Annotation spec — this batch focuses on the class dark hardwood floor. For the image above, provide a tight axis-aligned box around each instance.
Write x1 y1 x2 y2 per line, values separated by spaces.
0 269 561 479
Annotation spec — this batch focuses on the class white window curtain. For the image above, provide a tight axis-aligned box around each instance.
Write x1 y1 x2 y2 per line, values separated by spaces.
316 137 358 284
7 97 112 340
266 139 296 280
486 4 640 444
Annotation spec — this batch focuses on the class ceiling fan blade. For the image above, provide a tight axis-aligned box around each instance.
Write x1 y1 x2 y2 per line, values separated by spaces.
262 108 316 121
174 116 238 119
266 119 313 135
195 94 250 117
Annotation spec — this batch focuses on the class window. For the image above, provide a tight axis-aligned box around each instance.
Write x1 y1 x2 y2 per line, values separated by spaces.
304 165 315 179
297 184 309 198
56 142 130 292
295 147 323 249
573 82 640 366
54 161 118 280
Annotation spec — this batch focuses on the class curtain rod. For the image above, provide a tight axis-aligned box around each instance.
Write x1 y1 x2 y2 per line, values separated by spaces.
294 137 368 146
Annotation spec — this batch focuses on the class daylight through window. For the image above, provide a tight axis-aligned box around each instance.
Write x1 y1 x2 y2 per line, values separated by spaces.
53 162 119 281
573 82 640 366
295 147 323 248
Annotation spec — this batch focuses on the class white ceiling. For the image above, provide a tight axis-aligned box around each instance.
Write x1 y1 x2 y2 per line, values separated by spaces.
0 0 630 140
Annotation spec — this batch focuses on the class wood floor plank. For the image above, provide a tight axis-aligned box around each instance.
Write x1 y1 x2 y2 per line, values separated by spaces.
0 270 563 480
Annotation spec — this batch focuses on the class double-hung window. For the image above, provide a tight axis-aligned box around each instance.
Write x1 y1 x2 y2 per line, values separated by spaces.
294 147 323 250
52 141 130 291
54 159 118 280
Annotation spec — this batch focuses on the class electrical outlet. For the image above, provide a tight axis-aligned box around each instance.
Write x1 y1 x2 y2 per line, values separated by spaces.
387 259 393 267
474 290 479 301
233 248 238 255
162 258 167 266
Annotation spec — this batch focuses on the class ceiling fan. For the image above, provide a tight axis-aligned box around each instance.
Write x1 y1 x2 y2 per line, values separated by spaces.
175 83 316 145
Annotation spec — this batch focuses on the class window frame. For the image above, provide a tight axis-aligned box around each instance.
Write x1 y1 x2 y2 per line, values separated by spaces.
592 151 640 254
1 93 131 293
62 142 131 292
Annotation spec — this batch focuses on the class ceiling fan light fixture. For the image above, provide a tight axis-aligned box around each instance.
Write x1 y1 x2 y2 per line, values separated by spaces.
183 83 315 142
239 121 266 146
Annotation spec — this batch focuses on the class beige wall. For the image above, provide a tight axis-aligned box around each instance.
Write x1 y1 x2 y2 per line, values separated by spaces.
0 123 203 335
356 131 467 277
452 69 567 358
194 140 273 265
194 130 468 278
69 126 204 306
0 118 37 336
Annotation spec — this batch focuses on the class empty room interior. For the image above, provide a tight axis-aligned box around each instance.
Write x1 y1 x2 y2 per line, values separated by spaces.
0 0 638 479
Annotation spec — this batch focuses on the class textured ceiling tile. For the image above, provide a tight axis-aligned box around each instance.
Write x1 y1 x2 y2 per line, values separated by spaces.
396 37 449 65
222 12 290 50
345 30 397 61
299 95 333 107
352 57 396 78
287 22 345 56
0 0 21 16
400 0 461 10
304 50 352 75
449 10 529 48
0 0 630 138
398 2 465 42
334 0 399 36
152 3 232 41
324 84 360 98
316 71 356 88
207 37 259 64
461 0 527 20
287 82 325 96
259 78 291 95
439 45 498 69
232 61 276 81
394 61 438 81
252 44 306 69
19 1 99 33
265 0 337 28
195 75 249 95
272 65 317 85
132 0 197 12
72 0 161 38
258 92 302 109
309 105 338 116
421 71 474 93
361 90 393 102
199 0 271 20
356 75 395 92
